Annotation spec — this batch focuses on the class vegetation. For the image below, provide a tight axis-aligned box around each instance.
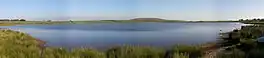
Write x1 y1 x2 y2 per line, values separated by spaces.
216 24 264 58
106 46 165 58
0 29 106 58
171 45 203 58
239 18 264 24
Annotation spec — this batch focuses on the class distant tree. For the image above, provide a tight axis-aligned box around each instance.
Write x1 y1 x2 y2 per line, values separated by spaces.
11 19 19 21
69 20 74 23
0 19 10 21
246 19 249 21
261 18 264 21
47 20 52 22
239 19 244 21
257 18 261 21
19 19 26 21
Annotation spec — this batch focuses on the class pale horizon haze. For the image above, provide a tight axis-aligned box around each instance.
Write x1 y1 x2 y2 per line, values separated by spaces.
0 0 264 21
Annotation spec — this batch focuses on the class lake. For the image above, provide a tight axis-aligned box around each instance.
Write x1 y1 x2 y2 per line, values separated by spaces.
0 22 243 49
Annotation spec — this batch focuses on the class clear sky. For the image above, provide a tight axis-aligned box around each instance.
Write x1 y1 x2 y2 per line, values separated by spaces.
0 0 263 21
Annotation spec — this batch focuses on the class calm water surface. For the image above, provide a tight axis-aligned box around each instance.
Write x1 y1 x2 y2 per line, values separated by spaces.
0 22 243 49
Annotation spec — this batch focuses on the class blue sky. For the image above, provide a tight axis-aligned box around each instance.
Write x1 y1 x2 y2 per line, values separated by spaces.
0 0 66 20
0 0 263 21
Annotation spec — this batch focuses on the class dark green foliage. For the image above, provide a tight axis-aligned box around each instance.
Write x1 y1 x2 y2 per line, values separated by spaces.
219 25 264 58
216 49 245 58
47 20 52 22
240 18 264 24
239 19 243 21
0 19 10 21
240 25 264 39
248 48 264 58
10 19 20 21
20 19 26 21
237 39 257 52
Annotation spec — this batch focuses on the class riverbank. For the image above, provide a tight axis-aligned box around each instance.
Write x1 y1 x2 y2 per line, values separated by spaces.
0 29 224 58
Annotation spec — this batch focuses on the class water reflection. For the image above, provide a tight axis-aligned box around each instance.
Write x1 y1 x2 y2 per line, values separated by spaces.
0 22 243 49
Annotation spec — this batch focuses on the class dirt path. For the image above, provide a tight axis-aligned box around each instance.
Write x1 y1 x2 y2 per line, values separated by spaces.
201 42 223 58
202 46 232 58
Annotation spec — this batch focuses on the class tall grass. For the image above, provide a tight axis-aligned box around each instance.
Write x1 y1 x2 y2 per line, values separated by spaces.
171 45 203 58
106 46 165 58
173 53 189 58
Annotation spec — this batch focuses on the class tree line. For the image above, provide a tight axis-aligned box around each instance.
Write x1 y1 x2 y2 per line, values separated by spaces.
0 19 26 21
239 18 264 21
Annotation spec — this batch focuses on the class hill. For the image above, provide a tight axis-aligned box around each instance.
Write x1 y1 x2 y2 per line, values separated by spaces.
131 18 165 21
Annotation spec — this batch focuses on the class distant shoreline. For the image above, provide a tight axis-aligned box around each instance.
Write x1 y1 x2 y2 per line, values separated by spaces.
0 20 239 26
